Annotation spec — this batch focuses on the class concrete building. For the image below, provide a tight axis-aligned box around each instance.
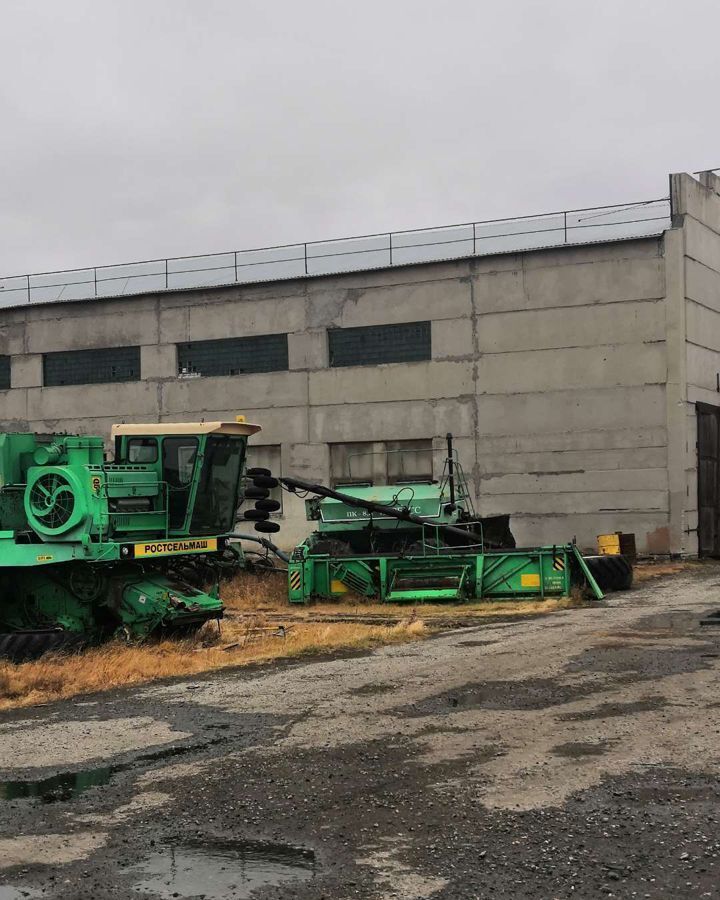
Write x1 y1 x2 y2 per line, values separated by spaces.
1 170 720 555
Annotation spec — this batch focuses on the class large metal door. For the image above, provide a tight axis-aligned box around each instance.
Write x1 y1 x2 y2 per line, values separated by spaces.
697 403 720 556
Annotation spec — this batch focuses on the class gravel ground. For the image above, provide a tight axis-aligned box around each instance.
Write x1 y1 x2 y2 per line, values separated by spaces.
1 563 720 899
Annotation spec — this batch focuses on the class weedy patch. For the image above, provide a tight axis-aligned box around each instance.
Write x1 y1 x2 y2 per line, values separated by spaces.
0 570 589 711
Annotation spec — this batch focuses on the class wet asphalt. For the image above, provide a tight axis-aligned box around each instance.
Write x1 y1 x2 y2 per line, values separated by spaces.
1 564 720 899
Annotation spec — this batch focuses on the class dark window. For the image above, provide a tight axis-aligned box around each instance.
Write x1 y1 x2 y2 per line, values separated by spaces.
43 346 140 387
330 440 433 486
127 438 158 464
162 437 198 530
328 321 431 368
177 334 288 377
191 435 246 534
0 356 10 390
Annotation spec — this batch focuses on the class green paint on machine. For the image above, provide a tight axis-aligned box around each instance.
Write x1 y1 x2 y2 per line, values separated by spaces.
285 435 610 605
0 421 261 658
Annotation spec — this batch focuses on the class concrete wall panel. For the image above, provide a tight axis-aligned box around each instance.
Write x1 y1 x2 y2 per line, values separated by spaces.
476 385 666 436
477 445 667 476
309 361 474 406
477 300 664 354
161 371 308 414
685 258 720 312
26 308 160 353
478 342 665 394
159 295 305 343
27 382 159 421
309 398 475 443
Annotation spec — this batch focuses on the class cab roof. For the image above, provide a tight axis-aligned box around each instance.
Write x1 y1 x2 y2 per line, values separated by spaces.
111 421 262 438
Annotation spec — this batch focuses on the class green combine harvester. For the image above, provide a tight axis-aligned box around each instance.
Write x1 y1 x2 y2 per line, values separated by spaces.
0 419 274 660
282 435 631 604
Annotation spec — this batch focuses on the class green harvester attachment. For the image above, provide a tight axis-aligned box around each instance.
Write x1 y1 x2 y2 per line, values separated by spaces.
283 435 622 605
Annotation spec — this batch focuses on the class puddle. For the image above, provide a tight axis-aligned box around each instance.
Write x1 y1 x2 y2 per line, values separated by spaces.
0 766 114 803
125 840 316 899
0 739 226 804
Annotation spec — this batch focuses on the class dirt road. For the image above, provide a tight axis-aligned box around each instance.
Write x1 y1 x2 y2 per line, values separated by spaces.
1 564 720 899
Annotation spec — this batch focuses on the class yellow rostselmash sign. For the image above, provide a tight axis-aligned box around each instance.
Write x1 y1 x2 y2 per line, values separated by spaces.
134 538 218 557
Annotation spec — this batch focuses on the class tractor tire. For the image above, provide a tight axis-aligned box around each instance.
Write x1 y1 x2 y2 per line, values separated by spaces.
251 475 279 490
246 467 272 477
243 509 270 521
254 520 281 534
0 630 88 663
254 498 281 513
582 555 633 592
243 486 270 500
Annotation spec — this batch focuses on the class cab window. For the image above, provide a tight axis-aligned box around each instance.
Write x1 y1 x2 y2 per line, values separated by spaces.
127 438 158 463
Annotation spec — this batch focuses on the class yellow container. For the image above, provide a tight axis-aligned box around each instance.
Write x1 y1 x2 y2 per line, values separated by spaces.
597 532 636 560
598 533 621 555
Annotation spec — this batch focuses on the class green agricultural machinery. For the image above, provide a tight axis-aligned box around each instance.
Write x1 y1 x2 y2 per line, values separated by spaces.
282 435 632 604
0 420 274 660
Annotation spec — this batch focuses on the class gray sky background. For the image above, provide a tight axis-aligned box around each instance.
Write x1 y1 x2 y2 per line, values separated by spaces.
2 0 719 276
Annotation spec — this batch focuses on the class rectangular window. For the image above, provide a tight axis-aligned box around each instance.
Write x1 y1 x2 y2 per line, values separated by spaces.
328 321 431 368
43 346 140 387
177 334 289 377
0 356 10 390
127 438 159 464
330 439 433 486
244 444 282 514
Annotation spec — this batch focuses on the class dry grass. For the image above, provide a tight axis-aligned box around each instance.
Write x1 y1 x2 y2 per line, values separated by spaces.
0 570 583 712
633 560 693 582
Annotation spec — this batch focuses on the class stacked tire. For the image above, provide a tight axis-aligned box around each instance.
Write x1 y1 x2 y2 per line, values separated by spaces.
243 468 281 534
582 554 633 592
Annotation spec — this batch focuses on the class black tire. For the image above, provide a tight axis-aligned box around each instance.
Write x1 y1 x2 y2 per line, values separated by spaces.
243 486 270 500
244 509 270 521
246 467 272 477
255 521 281 534
0 630 88 663
252 475 279 490
582 555 633 592
255 499 281 513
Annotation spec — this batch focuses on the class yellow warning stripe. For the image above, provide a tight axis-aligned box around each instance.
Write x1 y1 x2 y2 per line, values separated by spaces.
289 571 302 590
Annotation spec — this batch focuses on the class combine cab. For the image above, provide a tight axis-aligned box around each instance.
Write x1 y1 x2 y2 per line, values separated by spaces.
0 420 262 660
283 435 630 604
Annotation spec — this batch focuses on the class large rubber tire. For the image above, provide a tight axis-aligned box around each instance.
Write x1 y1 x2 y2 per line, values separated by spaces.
255 520 281 534
243 486 270 500
254 498 281 513
251 475 279 490
0 631 88 663
246 467 272 477
582 555 633 592
243 509 270 521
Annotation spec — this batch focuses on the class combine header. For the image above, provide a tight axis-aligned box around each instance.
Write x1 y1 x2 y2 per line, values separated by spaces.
0 420 269 660
282 435 628 604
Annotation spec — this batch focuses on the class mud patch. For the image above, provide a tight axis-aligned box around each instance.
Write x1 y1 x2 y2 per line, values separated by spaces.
552 740 613 758
565 643 714 677
456 639 500 648
124 839 316 899
349 682 396 697
558 696 667 721
393 678 604 716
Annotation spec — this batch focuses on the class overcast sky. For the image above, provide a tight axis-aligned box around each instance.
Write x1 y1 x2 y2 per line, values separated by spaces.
1 0 719 277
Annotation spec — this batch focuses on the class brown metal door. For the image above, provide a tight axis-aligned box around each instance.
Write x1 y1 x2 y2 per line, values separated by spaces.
697 403 720 557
